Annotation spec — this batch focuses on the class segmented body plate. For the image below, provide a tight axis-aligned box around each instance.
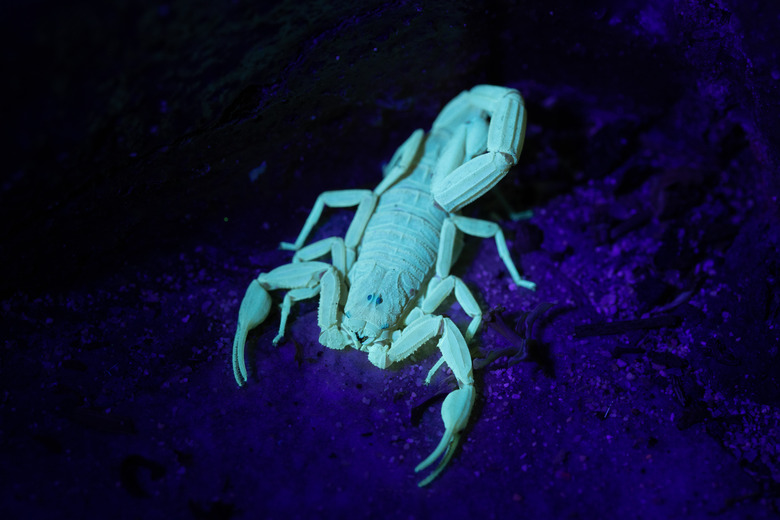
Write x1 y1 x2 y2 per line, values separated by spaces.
353 170 446 293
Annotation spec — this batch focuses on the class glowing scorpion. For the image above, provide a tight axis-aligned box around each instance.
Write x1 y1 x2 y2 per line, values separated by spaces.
231 85 536 486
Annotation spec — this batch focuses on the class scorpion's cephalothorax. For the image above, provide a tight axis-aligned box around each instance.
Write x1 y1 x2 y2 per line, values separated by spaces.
343 154 448 349
342 263 412 350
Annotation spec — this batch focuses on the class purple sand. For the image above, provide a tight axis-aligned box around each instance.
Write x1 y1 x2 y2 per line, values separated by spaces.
1 1 779 519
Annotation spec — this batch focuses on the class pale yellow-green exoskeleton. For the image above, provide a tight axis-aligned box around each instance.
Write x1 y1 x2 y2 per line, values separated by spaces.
231 85 536 487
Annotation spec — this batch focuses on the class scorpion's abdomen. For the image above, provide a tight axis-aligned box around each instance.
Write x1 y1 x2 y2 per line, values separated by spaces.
356 178 447 289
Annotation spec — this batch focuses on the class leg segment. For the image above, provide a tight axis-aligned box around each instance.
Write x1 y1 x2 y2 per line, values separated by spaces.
275 287 320 346
420 275 481 384
280 189 375 251
438 215 535 291
422 276 481 342
289 192 378 272
292 237 347 276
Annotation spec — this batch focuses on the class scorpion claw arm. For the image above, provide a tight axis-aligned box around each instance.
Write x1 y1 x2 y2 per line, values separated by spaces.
415 385 475 487
232 280 272 386
414 318 476 486
232 262 334 386
232 324 250 386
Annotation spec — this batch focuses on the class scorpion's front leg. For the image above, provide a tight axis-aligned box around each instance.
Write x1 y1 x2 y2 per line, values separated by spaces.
371 315 475 487
232 261 343 386
279 189 376 255
281 189 377 273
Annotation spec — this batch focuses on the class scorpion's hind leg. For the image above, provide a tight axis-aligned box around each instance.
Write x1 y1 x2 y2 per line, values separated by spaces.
231 261 333 386
415 318 476 487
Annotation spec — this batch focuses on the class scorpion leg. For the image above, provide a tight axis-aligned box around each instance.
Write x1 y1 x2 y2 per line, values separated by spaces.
290 194 378 275
343 193 378 270
274 286 320 346
448 215 536 290
292 237 347 277
232 261 332 386
279 189 374 251
420 276 481 384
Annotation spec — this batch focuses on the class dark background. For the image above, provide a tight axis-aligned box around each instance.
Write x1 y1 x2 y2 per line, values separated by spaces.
2 1 779 518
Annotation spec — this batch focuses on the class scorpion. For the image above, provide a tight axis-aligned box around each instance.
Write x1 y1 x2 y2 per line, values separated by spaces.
231 84 536 486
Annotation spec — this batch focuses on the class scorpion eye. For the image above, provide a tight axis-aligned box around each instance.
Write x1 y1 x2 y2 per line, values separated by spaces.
376 296 383 305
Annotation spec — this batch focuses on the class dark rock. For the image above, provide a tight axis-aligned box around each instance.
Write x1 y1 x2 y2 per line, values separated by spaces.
513 221 544 253
653 224 699 272
647 350 689 369
574 315 681 338
120 454 166 498
634 276 674 311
